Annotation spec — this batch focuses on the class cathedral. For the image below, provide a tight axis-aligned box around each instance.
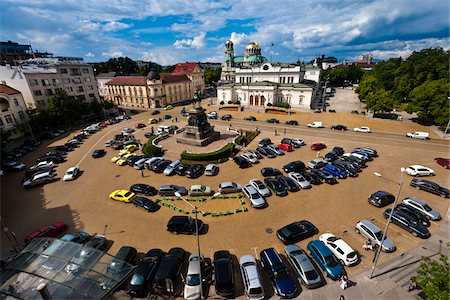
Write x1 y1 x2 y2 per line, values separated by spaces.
218 40 321 110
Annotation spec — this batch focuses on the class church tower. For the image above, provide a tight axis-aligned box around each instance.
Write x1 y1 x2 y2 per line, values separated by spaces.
221 40 235 83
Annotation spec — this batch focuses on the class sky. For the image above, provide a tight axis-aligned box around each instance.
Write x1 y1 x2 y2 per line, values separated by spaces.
1 0 449 65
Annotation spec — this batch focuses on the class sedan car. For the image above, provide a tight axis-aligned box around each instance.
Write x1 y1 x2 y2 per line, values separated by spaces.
261 167 283 177
406 165 435 177
244 116 257 121
185 164 204 178
285 245 322 289
249 179 271 197
355 220 395 252
232 156 251 168
410 178 450 198
30 161 54 170
189 184 213 196
63 166 80 181
299 171 323 185
311 169 338 184
286 120 299 125
257 138 272 148
402 197 441 220
310 143 326 151
277 176 300 192
288 172 312 189
266 118 280 123
395 204 430 227
319 233 359 266
353 126 371 133
383 209 430 239
434 157 450 169
242 184 266 208
307 159 327 169
268 144 285 156
135 123 146 128
92 149 106 158
264 178 288 197
132 196 160 212
218 182 242 194
368 191 395 208
277 220 319 245
24 221 67 244
127 253 163 297
330 125 347 131
130 183 158 196
184 254 204 300
109 190 136 203
221 114 232 121
278 144 293 152
256 147 277 158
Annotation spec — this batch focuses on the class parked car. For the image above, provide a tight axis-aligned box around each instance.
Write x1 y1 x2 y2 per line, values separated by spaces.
24 221 67 244
323 152 337 162
154 247 186 294
266 118 280 124
268 144 285 155
311 169 338 184
332 163 358 178
368 191 395 208
240 152 259 164
135 123 146 128
204 163 219 176
127 250 163 297
175 163 190 176
277 176 300 192
29 161 54 171
286 120 299 125
395 204 431 227
239 255 265 300
264 178 288 197
355 220 396 252
214 251 235 297
244 116 257 121
166 216 204 235
353 147 377 157
310 143 326 151
319 233 359 266
218 182 242 194
256 147 276 158
242 184 266 208
323 164 347 179
340 155 367 168
189 184 213 196
245 149 263 159
153 160 172 173
85 234 107 250
299 171 322 185
402 197 441 220
383 209 430 239
330 125 347 131
132 196 160 212
261 167 282 177
63 166 81 181
249 179 271 197
159 185 188 196
410 178 450 198
2 161 26 171
37 155 65 164
163 160 181 176
221 114 232 121
109 190 136 203
130 183 158 196
260 248 298 298
101 246 138 289
23 172 55 189
307 159 327 169
281 138 301 148
434 157 450 169
276 220 319 245
353 126 371 133
406 165 435 177
92 149 106 158
331 146 345 156
183 254 204 300
185 164 204 178
257 138 272 148
307 240 344 280
61 231 90 244
284 245 322 289
233 156 252 168
288 172 311 189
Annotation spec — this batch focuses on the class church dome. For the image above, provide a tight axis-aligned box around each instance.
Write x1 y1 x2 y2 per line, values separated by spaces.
246 41 260 50
226 39 233 45
147 70 160 80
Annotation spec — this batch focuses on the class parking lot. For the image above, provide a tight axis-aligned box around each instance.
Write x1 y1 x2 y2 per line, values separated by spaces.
1 106 449 299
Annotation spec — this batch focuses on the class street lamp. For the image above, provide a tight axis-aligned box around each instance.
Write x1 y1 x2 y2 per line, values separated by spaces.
369 167 406 279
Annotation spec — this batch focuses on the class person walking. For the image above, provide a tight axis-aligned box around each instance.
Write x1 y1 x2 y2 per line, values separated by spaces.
140 169 145 177
283 128 286 135
340 274 349 290
274 129 277 136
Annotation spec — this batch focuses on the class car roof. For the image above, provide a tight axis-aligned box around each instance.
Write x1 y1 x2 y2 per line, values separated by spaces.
321 233 354 253
358 220 380 232
404 197 426 205
187 254 202 274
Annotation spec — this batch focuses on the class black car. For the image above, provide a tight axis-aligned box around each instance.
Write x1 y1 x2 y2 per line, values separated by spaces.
311 169 338 184
395 204 430 227
257 138 272 148
150 159 168 171
102 246 138 289
261 167 283 177
92 149 106 158
257 147 277 158
368 191 395 207
151 110 160 115
266 118 280 124
277 220 319 245
175 163 189 176
113 143 125 150
127 155 144 166
283 161 306 173
132 197 160 212
214 250 235 297
410 179 450 198
286 120 299 125
130 183 158 196
127 251 163 297
55 145 73 152
324 152 337 162
2 161 26 171
159 185 188 196
221 114 232 121
281 138 301 148
185 164 204 178
276 176 300 192
233 156 252 168
330 125 347 131
299 171 323 185
163 114 172 119
144 132 155 138
19 144 37 152
167 216 204 234
244 116 257 121
64 142 77 150
154 247 186 293
85 235 108 250
332 163 358 177
23 139 41 147
264 178 288 196
383 209 430 239
331 146 344 156
46 150 66 157
37 155 65 164
341 156 367 168
153 160 172 173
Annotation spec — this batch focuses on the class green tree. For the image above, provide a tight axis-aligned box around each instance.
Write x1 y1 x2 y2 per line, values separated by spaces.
204 67 222 84
415 244 449 300
356 74 382 100
364 89 393 112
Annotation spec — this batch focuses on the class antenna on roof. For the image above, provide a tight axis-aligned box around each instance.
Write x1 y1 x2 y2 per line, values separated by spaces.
270 43 274 63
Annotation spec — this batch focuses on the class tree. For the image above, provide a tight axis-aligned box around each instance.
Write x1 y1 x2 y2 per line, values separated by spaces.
356 74 382 100
414 243 449 300
364 89 393 112
204 68 222 84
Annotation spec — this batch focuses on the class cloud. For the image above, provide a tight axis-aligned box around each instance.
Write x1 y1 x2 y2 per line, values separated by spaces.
229 32 248 45
102 21 132 32
141 49 178 65
84 52 95 57
102 50 124 58
173 32 206 49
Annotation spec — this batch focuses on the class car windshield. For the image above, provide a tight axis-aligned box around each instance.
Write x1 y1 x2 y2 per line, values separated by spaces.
375 231 385 241
305 270 319 281
186 274 200 286
256 181 265 189
325 255 338 267
124 192 132 197
130 274 144 285
251 192 260 199
67 170 73 175
423 204 432 212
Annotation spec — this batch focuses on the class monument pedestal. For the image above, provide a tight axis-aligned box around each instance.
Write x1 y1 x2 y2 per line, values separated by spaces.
176 106 220 146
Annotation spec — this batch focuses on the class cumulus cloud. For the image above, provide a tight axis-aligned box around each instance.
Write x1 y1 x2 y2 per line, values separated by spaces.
84 52 95 57
173 32 206 49
229 32 248 45
102 50 124 58
141 49 178 65
102 21 132 32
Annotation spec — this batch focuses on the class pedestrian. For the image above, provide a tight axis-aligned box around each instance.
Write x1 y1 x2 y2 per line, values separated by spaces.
363 240 373 251
255 127 259 132
340 274 348 290
274 129 277 136
339 296 345 300
283 128 286 135
316 151 321 158
151 126 154 134
175 117 178 122
408 278 417 292
140 169 144 177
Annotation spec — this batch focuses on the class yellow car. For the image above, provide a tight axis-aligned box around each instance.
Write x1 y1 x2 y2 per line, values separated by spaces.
164 105 173 110
109 190 135 203
148 118 158 124
111 153 125 163
116 153 135 166
118 144 138 156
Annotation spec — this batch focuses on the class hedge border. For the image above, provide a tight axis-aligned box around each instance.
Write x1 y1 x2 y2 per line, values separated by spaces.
181 142 235 162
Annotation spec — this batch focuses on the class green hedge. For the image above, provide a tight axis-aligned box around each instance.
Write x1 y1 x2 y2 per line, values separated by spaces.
275 102 291 109
142 135 163 157
235 130 259 146
181 143 235 161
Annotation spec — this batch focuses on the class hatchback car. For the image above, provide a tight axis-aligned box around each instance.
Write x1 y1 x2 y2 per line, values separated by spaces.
242 184 266 208
219 182 242 194
434 157 450 169
410 179 450 198
249 179 271 197
319 233 359 266
355 220 396 252
109 190 136 203
368 191 395 207
154 248 186 294
383 209 430 239
406 165 435 177
204 163 219 176
261 167 282 177
307 240 344 281
127 251 163 297
402 197 441 220
284 245 322 289
233 156 252 168
214 251 235 297
92 149 106 158
183 254 204 300
260 248 298 298
264 178 288 197
132 196 160 212
166 216 204 235
63 166 80 181
277 220 319 245
310 143 326 151
283 161 306 173
239 255 265 300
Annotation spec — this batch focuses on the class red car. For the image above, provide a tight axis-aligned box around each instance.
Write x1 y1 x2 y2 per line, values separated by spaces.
434 157 450 169
311 143 327 151
135 123 146 129
24 221 67 244
278 143 293 152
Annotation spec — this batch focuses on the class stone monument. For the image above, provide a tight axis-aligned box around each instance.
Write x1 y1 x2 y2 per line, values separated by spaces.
177 90 220 146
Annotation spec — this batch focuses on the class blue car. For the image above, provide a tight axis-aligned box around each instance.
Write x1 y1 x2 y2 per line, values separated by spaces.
260 248 298 298
323 164 347 179
307 240 344 281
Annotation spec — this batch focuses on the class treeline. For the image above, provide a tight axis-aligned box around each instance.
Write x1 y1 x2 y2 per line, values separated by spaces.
321 65 365 86
90 57 173 76
356 47 449 125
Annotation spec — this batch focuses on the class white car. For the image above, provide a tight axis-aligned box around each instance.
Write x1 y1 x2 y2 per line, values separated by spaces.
249 179 271 197
242 185 266 208
122 127 135 133
402 197 441 220
164 160 181 176
307 121 323 128
353 126 371 133
63 166 80 181
307 159 327 169
290 138 305 146
405 165 435 177
240 255 265 300
240 153 259 164
204 163 218 176
288 172 311 189
183 254 203 300
67 138 82 144
343 152 366 161
319 233 359 266
30 161 54 170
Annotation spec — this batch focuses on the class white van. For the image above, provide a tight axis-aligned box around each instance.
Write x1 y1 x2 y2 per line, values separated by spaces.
406 132 429 140
158 125 170 133
307 121 323 128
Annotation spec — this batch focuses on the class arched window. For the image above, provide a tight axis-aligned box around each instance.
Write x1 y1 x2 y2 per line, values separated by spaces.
153 88 158 96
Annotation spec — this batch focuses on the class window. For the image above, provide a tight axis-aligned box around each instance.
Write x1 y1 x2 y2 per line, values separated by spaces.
89 93 95 99
33 90 42 96
42 79 50 86
52 79 61 85
13 98 19 106
82 68 89 74
29 79 38 86
84 77 91 82
60 68 68 74
45 89 54 96
4 115 14 124
72 78 82 84
87 85 93 90
67 87 73 92
0 118 3 126
70 68 81 76
18 111 25 120
77 86 84 92
63 78 70 84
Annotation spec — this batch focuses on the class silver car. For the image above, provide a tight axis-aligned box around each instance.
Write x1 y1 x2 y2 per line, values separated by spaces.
285 245 322 289
184 254 203 300
164 159 181 176
402 197 441 220
239 255 264 300
218 182 242 194
204 164 219 176
242 185 266 208
288 172 312 189
355 220 396 252
249 179 271 197
268 144 285 156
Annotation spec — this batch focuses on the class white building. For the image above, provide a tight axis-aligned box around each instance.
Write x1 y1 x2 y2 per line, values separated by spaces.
96 72 116 98
0 57 99 110
218 40 321 110
0 84 30 139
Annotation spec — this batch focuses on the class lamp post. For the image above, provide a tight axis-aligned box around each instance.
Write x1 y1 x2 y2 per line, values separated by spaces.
369 167 405 279
174 191 221 299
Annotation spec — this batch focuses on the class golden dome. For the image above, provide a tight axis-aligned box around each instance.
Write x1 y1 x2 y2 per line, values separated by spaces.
245 41 260 50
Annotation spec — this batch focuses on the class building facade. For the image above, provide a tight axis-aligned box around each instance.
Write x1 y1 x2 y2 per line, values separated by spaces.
0 40 52 66
95 72 116 98
172 62 205 93
0 84 30 139
218 40 321 110
105 71 194 109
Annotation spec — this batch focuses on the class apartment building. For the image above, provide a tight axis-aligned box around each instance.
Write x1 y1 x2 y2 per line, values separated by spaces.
0 84 30 139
